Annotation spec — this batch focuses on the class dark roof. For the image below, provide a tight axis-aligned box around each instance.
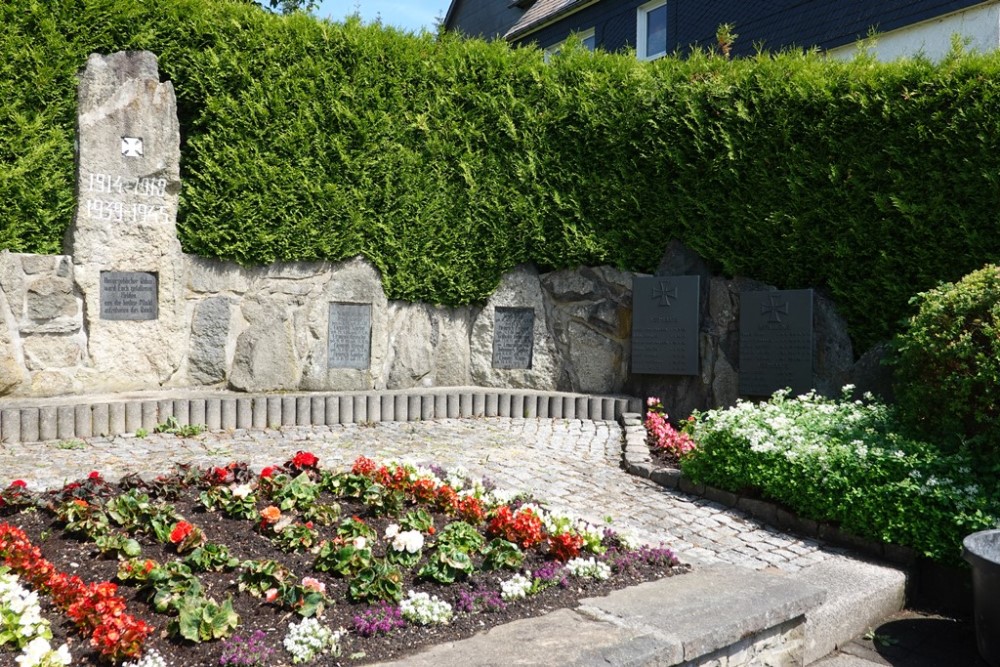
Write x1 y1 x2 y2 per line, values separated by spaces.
505 0 594 40
502 0 991 50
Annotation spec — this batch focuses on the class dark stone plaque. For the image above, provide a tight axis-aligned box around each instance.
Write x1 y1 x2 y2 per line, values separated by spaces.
739 289 814 396
493 307 534 369
99 271 158 320
328 303 372 369
631 276 700 375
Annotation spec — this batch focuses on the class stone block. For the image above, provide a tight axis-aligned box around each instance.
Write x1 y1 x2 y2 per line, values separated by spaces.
26 277 77 320
281 397 296 427
237 398 253 429
252 397 268 429
1 409 20 443
394 394 408 422
353 394 367 423
125 402 142 433
221 399 237 429
205 398 222 430
74 405 92 439
295 397 311 426
408 394 420 421
188 296 233 384
324 396 339 426
92 404 110 436
310 396 325 426
141 401 158 432
109 403 126 435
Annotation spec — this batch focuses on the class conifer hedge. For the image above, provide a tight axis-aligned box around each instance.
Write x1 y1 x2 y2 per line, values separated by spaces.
3 0 1000 350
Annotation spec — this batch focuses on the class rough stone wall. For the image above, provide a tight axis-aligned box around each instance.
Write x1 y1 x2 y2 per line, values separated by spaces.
0 50 886 410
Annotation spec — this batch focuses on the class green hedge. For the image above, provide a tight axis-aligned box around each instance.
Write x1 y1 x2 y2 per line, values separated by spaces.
4 0 1000 349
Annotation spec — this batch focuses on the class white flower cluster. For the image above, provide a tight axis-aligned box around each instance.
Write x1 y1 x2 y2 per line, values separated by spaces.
122 649 169 667
400 591 453 625
500 573 532 601
565 557 611 581
283 618 345 664
0 570 71 667
384 524 425 553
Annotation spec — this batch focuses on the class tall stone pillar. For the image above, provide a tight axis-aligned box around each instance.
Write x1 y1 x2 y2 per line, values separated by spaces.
67 51 185 390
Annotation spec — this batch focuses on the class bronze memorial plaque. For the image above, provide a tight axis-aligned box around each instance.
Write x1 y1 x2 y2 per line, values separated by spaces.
631 275 699 375
739 289 814 396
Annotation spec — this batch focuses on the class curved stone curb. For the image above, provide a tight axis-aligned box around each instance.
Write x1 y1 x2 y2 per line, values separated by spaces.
617 412 917 567
0 388 642 445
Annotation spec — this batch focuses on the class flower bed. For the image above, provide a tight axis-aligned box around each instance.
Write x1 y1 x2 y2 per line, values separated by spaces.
0 454 686 665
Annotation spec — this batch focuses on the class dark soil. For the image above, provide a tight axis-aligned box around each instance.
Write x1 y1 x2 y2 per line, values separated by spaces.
0 464 689 667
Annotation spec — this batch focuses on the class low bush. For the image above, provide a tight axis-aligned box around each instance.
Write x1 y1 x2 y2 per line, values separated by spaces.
680 388 1000 563
892 264 1000 455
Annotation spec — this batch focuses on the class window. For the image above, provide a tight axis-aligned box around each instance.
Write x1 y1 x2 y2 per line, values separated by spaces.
637 0 667 60
543 28 596 61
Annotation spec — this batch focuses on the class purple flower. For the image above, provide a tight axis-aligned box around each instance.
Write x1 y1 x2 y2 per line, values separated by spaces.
353 601 406 637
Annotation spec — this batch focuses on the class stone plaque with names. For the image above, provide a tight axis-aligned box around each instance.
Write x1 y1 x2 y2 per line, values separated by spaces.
328 303 372 369
493 307 534 369
99 271 158 320
631 275 700 375
739 289 814 396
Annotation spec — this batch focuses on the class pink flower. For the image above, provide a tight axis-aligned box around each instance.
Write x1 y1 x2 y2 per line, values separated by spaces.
301 577 325 594
264 588 279 603
646 397 661 407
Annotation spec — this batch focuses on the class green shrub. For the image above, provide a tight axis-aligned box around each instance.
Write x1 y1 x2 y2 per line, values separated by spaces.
681 389 1000 563
892 264 1000 453
5 0 1000 350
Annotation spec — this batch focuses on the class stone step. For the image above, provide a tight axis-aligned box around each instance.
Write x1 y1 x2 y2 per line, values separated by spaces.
0 389 642 444
370 565 827 666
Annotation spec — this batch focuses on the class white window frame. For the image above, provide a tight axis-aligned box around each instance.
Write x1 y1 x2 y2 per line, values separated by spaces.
543 27 596 61
637 0 667 61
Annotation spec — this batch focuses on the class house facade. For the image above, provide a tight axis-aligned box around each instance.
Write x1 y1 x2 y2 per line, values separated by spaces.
443 0 1000 61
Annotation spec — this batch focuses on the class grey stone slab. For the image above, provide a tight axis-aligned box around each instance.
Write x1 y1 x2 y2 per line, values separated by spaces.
156 399 173 424
295 397 311 426
1 409 21 444
589 397 603 420
310 396 325 426
459 392 473 418
252 397 268 429
324 396 339 426
380 395 395 422
141 401 158 432
55 406 74 440
484 393 498 417
421 395 435 420
220 399 237 430
581 565 824 662
435 394 448 419
447 394 460 419
266 398 281 428
739 289 814 396
549 395 563 419
205 398 223 430
472 393 485 417
523 395 538 418
510 394 524 419
631 275 700 375
576 396 589 419
92 403 110 436
496 393 510 418
563 396 576 419
789 559 905 663
281 397 296 426
189 399 206 428
366 394 381 423
237 398 252 429
408 395 421 421
74 405 92 439
38 406 58 441
353 394 367 423
537 394 550 418
339 395 353 424
108 403 126 435
393 394 408 422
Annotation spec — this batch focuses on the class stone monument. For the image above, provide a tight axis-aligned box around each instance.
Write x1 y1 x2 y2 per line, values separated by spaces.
66 51 185 390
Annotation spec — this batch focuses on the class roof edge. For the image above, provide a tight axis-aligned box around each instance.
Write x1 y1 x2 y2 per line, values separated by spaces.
505 0 602 42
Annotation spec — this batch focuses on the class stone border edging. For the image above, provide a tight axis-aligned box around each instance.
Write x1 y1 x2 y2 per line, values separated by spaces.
0 389 643 445
618 412 918 567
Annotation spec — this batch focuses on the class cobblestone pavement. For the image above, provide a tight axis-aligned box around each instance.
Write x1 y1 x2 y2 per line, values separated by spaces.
1 418 832 572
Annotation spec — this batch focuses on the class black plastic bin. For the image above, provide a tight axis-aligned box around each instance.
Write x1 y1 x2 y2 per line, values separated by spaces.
963 529 1000 667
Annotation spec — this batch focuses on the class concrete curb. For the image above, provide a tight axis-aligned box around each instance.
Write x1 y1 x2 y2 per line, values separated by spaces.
370 566 827 666
0 389 643 445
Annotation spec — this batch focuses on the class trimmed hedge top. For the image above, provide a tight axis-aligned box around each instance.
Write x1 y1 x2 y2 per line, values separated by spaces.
4 0 1000 349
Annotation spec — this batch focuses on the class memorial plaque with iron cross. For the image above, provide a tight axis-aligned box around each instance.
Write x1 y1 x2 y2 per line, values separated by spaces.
631 275 700 375
738 289 814 396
